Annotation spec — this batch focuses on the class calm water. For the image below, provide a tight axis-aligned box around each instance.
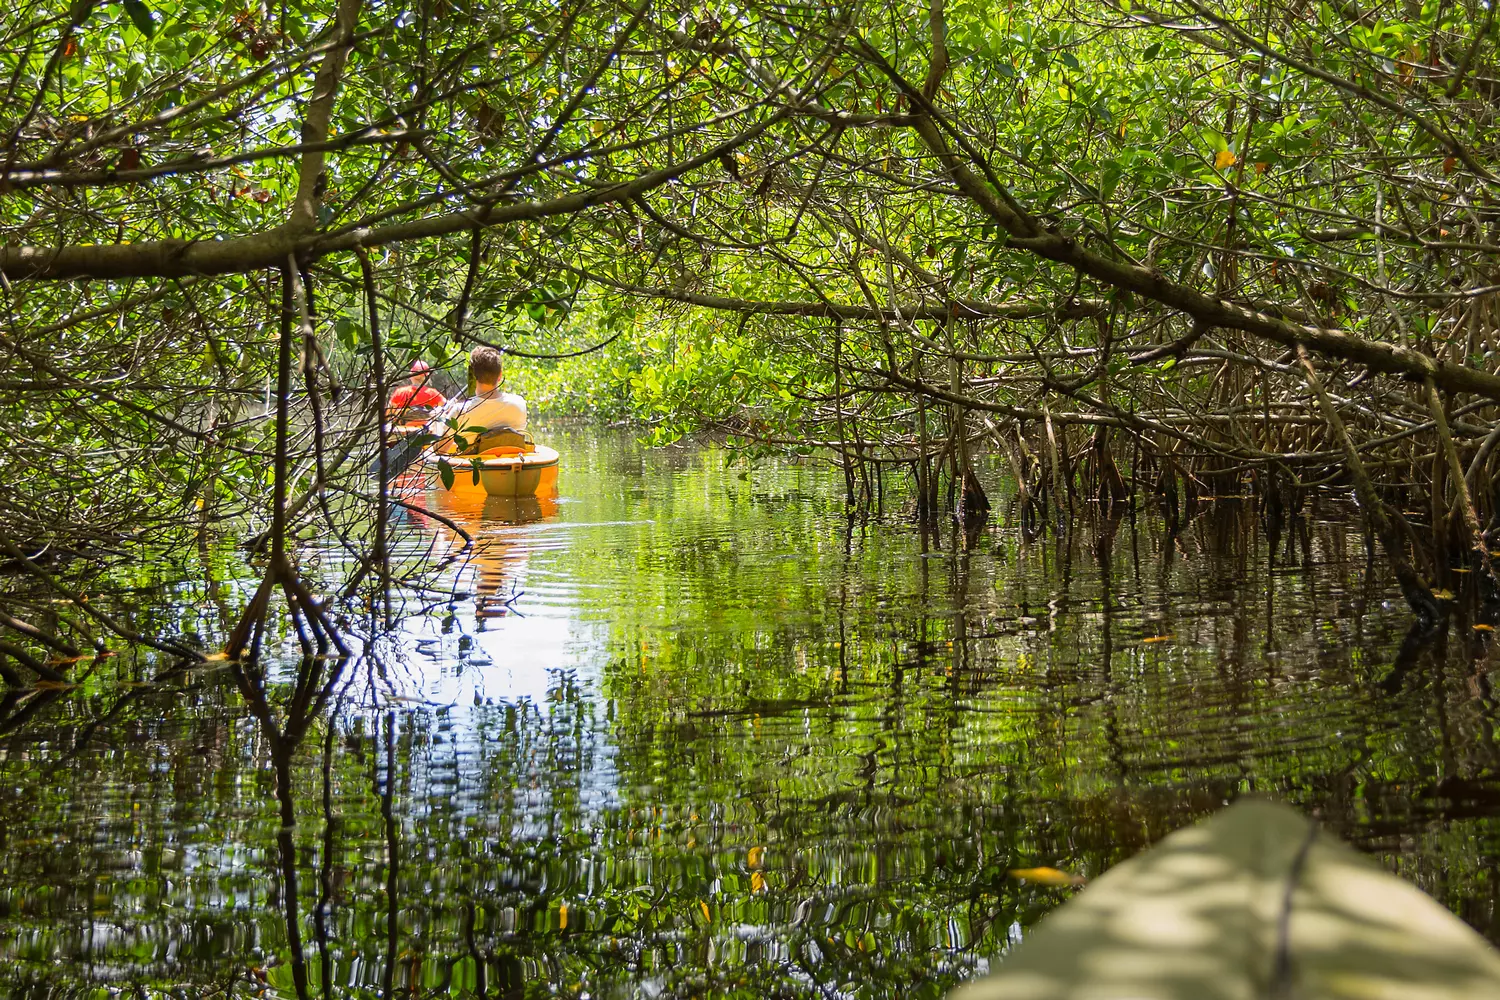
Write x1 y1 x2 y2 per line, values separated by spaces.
4 426 1500 998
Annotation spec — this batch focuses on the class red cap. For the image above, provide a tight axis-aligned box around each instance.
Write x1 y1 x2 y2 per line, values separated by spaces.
410 360 431 374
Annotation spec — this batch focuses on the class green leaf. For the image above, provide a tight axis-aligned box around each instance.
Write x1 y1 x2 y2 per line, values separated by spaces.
437 459 454 490
123 0 156 36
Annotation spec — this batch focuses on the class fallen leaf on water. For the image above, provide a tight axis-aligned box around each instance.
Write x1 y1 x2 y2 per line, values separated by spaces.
699 900 712 922
1474 624 1495 632
1434 588 1456 600
1143 634 1175 644
751 871 766 893
558 902 568 930
748 845 765 868
1009 867 1087 887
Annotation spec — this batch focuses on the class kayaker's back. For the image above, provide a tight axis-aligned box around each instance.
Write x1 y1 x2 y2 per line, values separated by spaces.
444 390 528 434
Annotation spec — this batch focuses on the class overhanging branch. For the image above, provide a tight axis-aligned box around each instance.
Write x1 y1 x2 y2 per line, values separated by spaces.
563 264 1103 322
870 18 1500 402
0 109 792 282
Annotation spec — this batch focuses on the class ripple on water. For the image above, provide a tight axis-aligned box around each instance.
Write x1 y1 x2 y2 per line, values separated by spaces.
5 428 1500 1000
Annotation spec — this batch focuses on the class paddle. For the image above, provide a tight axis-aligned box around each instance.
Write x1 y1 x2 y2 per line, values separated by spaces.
373 424 440 478
371 401 444 477
371 418 515 480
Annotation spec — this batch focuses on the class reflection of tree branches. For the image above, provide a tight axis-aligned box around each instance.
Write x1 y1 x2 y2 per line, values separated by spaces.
0 687 65 738
0 526 202 662
227 651 352 1000
378 710 400 998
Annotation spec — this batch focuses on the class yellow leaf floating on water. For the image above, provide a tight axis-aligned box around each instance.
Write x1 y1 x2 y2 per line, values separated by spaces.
1433 588 1456 600
1474 624 1495 632
748 845 765 869
751 871 766 893
1214 149 1237 169
1143 634 1175 644
699 900 712 922
1009 867 1087 887
558 902 568 930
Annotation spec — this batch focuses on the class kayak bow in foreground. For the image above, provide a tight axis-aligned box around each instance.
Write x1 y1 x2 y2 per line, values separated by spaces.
954 798 1500 1000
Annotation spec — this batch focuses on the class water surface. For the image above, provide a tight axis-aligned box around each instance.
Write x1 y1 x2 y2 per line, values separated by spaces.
4 426 1500 998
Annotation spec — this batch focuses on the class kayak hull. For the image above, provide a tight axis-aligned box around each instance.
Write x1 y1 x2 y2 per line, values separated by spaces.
426 445 559 498
951 797 1500 1000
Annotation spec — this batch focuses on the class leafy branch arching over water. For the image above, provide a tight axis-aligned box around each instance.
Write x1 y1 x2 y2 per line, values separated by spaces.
4 0 1500 674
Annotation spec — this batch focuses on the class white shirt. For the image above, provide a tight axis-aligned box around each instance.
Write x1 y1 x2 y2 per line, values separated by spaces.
438 389 528 434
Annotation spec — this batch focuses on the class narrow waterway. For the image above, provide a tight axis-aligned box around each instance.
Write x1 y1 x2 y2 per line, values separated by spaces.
4 425 1500 999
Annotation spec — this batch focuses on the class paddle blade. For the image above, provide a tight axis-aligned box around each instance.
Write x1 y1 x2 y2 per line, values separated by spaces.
372 432 430 477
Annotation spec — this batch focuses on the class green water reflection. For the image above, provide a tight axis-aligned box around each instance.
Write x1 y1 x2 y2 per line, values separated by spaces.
3 427 1500 998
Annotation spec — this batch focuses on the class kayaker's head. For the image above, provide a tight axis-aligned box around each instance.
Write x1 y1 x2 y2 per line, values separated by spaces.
409 359 432 387
469 345 504 392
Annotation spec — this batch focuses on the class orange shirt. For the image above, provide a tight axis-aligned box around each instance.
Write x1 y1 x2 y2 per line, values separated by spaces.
389 384 446 412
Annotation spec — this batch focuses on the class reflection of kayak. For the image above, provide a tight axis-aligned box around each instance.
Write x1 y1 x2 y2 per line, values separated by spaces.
953 798 1500 1000
424 445 560 498
423 490 560 617
420 471 560 620
427 490 560 524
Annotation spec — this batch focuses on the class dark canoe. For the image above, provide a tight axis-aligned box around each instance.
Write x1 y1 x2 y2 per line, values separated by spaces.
953 798 1500 1000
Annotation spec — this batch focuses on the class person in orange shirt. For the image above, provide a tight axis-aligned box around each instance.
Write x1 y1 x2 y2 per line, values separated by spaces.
386 360 447 424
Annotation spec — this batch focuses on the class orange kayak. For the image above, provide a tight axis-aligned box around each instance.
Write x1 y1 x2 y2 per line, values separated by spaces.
424 445 559 498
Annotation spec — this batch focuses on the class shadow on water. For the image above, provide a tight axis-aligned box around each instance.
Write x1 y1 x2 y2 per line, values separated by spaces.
5 427 1500 997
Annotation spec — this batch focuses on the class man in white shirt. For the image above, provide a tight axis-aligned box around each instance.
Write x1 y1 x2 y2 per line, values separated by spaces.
434 345 528 453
